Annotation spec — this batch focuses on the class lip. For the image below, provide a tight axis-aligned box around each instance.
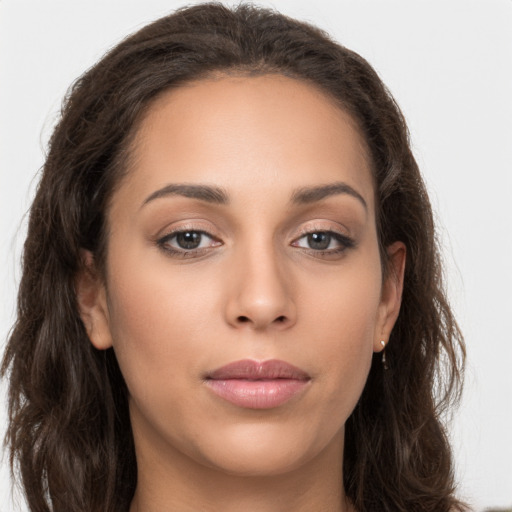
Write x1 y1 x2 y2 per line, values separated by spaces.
204 359 311 409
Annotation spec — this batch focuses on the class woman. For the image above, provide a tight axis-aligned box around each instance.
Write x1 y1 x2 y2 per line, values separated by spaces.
2 3 466 511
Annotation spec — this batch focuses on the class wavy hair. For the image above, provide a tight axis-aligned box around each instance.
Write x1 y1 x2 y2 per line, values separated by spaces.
2 3 466 511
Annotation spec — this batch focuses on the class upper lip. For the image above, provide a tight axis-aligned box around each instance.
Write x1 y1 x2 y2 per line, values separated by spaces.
206 359 310 381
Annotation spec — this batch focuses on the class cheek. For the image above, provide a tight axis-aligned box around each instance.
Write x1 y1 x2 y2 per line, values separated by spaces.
301 251 382 348
297 253 382 409
103 248 220 404
107 233 220 332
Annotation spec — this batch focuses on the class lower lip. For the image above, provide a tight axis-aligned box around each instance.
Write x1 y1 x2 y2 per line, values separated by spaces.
205 379 309 409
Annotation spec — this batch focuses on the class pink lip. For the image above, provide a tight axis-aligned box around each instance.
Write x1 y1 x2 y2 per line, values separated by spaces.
205 359 310 409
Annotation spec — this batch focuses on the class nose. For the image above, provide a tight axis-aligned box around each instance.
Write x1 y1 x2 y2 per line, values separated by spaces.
224 245 297 331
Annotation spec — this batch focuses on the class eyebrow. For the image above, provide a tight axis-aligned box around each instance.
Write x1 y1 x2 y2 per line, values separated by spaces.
142 183 229 207
141 180 367 210
291 182 367 210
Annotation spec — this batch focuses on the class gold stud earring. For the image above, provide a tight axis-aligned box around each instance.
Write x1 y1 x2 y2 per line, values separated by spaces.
380 340 388 370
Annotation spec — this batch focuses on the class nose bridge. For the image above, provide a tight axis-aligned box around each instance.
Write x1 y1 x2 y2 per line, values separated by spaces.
225 232 296 330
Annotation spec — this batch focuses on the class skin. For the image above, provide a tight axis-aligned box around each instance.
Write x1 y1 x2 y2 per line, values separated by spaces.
77 74 405 512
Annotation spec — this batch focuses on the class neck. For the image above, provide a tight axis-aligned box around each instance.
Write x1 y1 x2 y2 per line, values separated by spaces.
129 430 354 512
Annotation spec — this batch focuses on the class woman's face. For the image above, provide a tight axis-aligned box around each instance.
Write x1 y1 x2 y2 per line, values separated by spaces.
79 75 404 478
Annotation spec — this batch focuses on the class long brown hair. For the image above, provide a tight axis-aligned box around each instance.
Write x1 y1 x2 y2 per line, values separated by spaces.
2 3 466 511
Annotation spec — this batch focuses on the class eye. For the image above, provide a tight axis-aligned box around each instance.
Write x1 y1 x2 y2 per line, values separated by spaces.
157 229 221 255
292 230 354 254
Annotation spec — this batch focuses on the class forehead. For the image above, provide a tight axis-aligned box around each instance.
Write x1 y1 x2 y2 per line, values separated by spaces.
118 74 374 213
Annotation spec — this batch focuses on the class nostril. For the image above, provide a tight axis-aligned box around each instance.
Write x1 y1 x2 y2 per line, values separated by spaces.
236 315 287 324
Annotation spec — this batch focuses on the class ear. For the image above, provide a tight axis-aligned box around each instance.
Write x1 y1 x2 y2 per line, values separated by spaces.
75 250 113 350
373 241 406 353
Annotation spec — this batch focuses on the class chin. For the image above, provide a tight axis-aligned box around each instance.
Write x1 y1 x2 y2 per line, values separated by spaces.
204 447 311 478
190 420 339 478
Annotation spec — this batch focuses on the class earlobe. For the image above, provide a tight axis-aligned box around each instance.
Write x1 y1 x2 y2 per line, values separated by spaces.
75 250 113 350
374 241 406 352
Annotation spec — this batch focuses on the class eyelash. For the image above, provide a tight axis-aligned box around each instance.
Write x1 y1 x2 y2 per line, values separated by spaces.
291 227 355 257
156 228 221 258
156 227 355 259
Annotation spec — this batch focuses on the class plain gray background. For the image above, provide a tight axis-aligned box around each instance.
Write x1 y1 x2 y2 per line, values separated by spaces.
1 1 511 510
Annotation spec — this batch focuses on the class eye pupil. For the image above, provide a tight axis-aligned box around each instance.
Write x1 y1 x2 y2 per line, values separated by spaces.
176 231 202 249
308 232 330 250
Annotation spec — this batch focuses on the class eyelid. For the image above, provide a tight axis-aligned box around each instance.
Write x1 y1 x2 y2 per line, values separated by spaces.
292 220 352 240
160 229 219 245
291 230 354 248
153 220 355 259
155 222 223 256
290 222 356 254
155 220 219 240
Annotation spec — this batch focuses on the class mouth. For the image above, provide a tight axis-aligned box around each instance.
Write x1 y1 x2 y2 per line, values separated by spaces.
204 359 311 409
